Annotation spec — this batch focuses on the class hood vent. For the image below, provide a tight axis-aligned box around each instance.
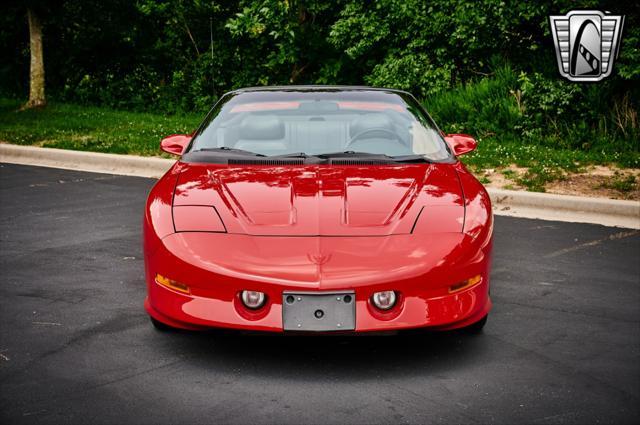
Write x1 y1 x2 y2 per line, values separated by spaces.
330 159 396 166
228 158 305 166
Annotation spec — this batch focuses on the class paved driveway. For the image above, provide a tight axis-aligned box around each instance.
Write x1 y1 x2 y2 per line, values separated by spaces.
1 163 638 424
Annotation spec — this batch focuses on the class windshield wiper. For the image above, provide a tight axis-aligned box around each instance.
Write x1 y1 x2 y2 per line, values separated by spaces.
187 149 430 164
316 151 389 159
193 147 266 157
317 151 430 163
267 152 313 159
388 154 431 163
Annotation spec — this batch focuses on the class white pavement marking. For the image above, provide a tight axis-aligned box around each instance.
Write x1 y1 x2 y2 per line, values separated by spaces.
543 230 639 258
32 321 63 326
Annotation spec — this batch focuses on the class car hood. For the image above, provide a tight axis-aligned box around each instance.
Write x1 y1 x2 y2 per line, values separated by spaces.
172 163 464 236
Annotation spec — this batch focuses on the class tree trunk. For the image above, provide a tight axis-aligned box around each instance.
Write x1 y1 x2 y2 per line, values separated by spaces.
25 8 46 108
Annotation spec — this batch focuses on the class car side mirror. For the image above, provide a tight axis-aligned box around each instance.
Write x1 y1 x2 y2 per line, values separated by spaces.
444 134 477 156
160 134 192 156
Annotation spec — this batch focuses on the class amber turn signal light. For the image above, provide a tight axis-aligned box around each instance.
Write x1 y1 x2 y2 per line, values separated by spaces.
449 275 482 294
155 273 190 294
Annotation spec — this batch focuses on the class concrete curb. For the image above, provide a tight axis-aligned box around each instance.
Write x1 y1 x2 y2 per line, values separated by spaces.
0 143 174 178
488 189 639 229
2 143 639 229
490 188 639 216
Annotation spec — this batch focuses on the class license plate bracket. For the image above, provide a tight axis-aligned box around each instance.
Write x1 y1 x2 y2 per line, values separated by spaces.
282 291 356 331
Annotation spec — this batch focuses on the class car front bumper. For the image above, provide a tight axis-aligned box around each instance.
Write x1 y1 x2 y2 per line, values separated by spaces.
144 231 492 333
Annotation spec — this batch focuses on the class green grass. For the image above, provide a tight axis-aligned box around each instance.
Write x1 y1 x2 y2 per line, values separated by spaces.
0 98 201 156
460 134 639 192
599 173 638 193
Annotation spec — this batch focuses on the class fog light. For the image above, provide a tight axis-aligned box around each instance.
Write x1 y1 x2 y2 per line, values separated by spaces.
155 273 190 294
372 291 397 310
241 290 266 309
449 275 482 293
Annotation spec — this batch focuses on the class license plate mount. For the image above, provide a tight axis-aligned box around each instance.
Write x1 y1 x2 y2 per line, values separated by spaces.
282 291 356 332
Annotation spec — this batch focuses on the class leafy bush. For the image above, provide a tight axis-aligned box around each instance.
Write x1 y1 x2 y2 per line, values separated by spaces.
425 61 639 174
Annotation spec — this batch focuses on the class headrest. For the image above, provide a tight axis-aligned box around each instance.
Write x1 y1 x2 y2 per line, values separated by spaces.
238 115 285 140
349 113 395 138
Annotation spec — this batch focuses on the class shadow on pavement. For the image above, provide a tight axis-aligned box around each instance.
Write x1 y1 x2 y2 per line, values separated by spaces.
152 325 491 381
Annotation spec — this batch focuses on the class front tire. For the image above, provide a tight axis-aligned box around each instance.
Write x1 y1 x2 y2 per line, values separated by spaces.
150 317 174 332
464 315 488 334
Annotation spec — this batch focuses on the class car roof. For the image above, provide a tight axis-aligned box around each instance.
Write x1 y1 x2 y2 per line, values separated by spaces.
229 85 412 96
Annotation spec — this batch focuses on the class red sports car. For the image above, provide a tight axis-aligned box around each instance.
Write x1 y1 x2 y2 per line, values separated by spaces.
143 86 492 333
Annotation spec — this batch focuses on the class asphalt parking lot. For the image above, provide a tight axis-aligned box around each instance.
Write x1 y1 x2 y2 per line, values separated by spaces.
1 162 638 424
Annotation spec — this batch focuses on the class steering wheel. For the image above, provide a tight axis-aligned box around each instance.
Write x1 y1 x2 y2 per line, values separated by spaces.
346 127 401 148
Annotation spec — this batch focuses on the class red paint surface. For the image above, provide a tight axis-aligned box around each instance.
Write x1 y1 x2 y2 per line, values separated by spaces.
160 134 191 156
444 134 478 156
144 161 493 332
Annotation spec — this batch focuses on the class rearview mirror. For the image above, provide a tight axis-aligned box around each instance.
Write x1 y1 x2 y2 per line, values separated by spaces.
160 134 192 156
444 134 477 156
